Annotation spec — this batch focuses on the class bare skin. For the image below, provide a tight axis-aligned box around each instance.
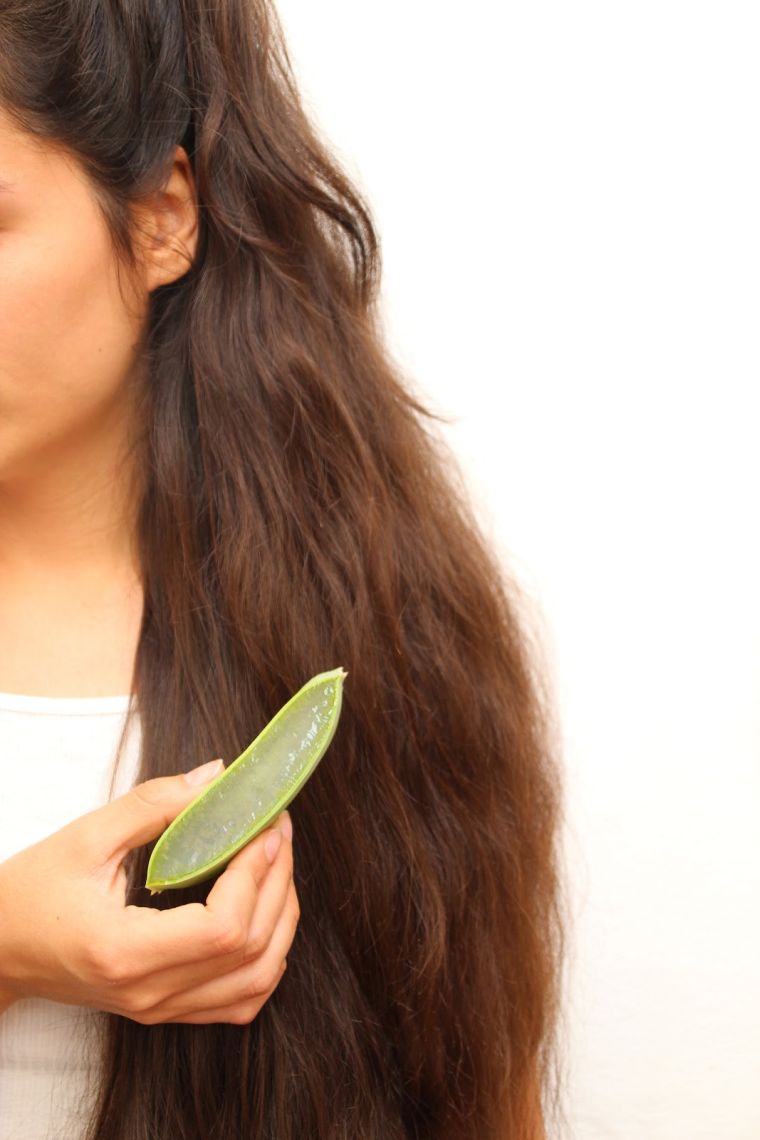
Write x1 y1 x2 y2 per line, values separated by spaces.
0 105 300 1023
0 106 168 696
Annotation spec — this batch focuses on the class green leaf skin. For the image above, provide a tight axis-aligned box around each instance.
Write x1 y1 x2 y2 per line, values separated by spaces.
144 667 347 893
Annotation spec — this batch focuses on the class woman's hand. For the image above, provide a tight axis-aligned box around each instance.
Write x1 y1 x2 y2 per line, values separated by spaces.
0 760 299 1025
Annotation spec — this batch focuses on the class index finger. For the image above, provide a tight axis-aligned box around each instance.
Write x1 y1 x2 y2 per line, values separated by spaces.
119 817 288 974
204 814 291 945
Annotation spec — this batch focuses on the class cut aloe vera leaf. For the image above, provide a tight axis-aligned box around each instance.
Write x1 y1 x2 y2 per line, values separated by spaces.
144 667 347 893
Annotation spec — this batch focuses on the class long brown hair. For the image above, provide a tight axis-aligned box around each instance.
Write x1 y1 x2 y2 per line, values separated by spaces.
0 1 569 1135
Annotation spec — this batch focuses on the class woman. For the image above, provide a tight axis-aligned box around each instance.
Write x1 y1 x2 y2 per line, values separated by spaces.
0 1 567 1136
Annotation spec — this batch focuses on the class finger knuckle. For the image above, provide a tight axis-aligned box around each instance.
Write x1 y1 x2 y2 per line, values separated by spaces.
246 924 271 958
246 967 276 998
229 1003 259 1025
133 1004 164 1025
120 990 154 1018
243 974 265 999
213 917 246 956
131 779 166 808
86 943 130 987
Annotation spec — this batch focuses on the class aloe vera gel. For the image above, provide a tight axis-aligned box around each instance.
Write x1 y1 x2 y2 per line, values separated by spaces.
145 667 347 893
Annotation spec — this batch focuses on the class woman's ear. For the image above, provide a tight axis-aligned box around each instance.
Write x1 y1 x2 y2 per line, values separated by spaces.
135 145 199 291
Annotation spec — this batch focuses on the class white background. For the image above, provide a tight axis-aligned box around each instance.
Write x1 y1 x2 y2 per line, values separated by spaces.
275 2 760 1137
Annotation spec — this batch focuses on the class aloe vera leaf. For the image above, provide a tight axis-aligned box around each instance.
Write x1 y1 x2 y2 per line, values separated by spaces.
144 667 347 893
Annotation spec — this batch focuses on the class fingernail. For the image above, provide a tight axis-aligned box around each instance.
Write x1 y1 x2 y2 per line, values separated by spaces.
265 830 283 864
184 758 224 786
280 812 293 842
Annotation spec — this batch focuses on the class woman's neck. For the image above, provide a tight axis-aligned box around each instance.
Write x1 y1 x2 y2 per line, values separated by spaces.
0 443 144 699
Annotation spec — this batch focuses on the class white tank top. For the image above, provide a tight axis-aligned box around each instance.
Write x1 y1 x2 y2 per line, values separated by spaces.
0 692 141 1140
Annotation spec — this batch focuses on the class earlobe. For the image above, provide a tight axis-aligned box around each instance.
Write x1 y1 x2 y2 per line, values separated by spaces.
147 227 196 290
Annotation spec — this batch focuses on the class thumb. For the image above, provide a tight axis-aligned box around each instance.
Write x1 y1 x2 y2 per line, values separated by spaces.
85 758 225 864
